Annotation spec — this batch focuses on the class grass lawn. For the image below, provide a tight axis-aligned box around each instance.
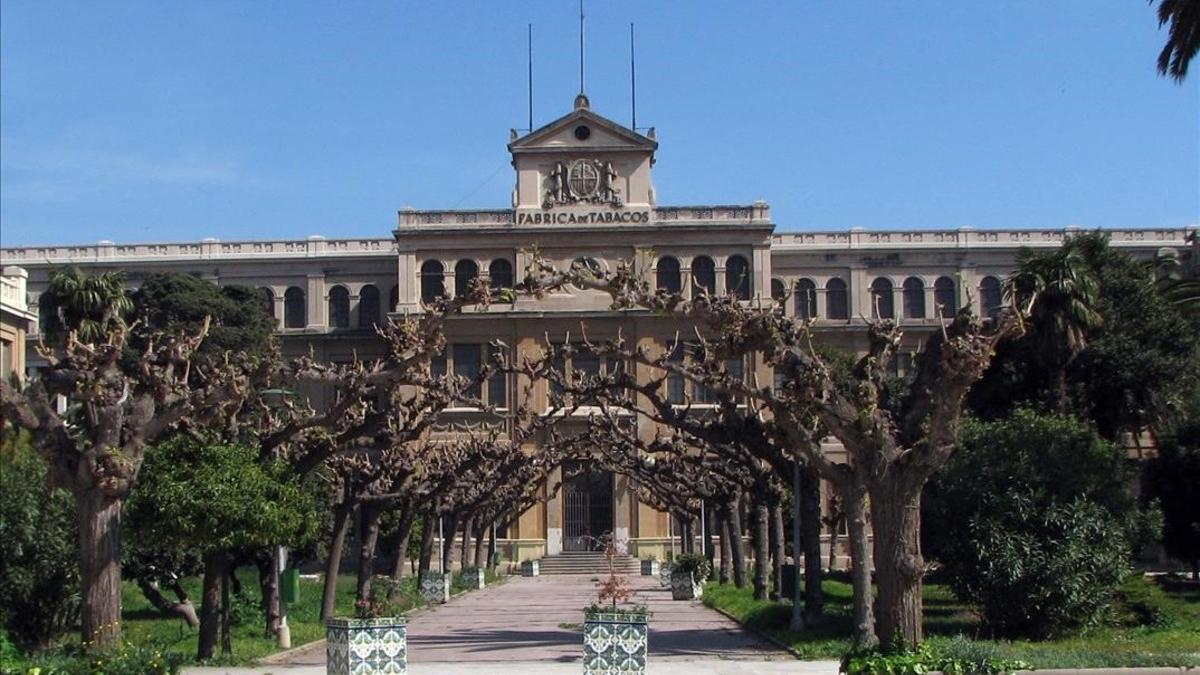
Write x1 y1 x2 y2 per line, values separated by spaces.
115 567 502 666
702 575 1200 668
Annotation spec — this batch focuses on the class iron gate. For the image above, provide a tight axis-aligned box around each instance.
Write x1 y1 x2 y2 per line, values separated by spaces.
562 461 614 551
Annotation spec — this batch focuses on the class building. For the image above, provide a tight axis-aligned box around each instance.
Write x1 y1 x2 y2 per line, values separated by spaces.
1 96 1192 565
0 266 36 384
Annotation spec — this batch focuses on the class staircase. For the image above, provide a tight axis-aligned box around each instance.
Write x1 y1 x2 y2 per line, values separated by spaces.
538 551 641 575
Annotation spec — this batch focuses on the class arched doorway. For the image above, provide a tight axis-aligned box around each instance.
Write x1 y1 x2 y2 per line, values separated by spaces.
562 460 614 551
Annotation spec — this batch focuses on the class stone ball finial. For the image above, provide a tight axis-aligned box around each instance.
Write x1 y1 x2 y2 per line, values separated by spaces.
574 93 590 110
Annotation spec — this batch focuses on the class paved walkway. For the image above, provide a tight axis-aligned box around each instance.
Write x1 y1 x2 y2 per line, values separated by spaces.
274 573 785 665
185 661 839 674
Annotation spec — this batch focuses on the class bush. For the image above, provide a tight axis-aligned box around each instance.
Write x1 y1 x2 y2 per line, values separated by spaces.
842 640 1030 675
0 432 79 649
1112 575 1176 629
670 554 711 581
925 411 1154 639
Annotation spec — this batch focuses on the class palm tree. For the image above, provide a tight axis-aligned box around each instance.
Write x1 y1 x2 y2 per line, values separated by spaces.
1155 0 1200 82
40 267 133 344
1155 242 1200 316
1005 243 1103 412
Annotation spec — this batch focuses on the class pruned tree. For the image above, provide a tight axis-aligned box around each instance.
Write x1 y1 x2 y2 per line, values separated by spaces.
520 253 1030 651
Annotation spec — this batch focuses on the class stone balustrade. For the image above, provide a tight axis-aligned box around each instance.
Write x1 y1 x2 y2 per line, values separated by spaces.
771 226 1195 251
0 236 395 264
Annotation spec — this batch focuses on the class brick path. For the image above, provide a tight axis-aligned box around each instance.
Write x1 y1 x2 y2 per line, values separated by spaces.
274 573 787 665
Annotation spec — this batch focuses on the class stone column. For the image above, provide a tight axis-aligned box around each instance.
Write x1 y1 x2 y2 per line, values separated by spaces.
613 474 631 547
545 465 563 555
306 273 326 330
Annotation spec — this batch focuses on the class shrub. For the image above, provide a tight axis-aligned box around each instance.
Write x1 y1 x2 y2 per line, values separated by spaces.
842 640 1030 675
2 641 184 675
925 411 1153 639
1112 575 1177 629
0 432 79 649
670 554 711 581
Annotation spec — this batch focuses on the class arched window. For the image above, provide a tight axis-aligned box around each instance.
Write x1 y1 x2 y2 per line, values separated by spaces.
455 259 479 298
389 285 399 312
489 258 514 291
284 287 306 328
770 279 786 315
979 276 1002 318
359 285 380 328
825 278 848 320
902 277 926 319
935 276 958 317
726 255 751 300
37 291 55 335
260 287 275 321
328 286 350 328
870 277 894 319
656 256 682 293
420 260 444 303
795 279 817 319
691 256 715 298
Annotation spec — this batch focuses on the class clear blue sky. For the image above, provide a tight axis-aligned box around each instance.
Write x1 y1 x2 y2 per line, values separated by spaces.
2 1 1197 246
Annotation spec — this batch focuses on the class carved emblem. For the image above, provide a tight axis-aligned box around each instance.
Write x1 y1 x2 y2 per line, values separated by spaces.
544 159 622 208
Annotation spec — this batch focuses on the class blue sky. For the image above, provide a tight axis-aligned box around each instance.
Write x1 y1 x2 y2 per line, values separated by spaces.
1 1 1197 246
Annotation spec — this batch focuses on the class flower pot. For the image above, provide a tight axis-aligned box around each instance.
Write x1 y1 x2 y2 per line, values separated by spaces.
657 561 674 588
326 617 407 675
583 612 648 675
670 570 703 600
639 559 659 576
419 571 451 605
521 559 539 577
461 566 486 590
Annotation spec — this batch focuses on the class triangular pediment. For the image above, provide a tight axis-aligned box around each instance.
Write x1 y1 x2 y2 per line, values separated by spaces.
509 102 657 154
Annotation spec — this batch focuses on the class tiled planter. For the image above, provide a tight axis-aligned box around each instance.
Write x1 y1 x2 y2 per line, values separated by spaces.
326 617 407 675
583 612 649 675
461 566 486 590
670 570 703 600
521 559 539 577
639 559 659 576
418 571 451 605
657 561 674 588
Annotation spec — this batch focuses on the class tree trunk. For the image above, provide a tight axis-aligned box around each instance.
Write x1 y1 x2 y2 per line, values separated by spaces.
487 520 498 571
418 511 437 577
717 507 732 585
728 497 747 588
844 482 878 650
221 564 233 656
391 509 416 580
256 553 281 638
197 550 227 660
77 491 124 648
473 520 488 568
681 517 694 554
460 516 474 568
751 498 770 601
800 465 825 625
135 576 199 628
769 502 784 601
356 505 385 603
321 501 355 621
702 504 715 578
870 481 924 652
442 513 461 573
828 525 839 572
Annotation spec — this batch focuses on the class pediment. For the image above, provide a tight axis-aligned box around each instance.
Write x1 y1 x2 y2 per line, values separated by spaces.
509 103 657 155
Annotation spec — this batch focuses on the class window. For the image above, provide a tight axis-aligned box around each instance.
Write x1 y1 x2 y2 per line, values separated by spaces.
0 338 11 382
979 276 1002 318
795 279 817 319
328 286 350 328
489 258 514 290
433 343 508 408
420 260 445 303
902 277 925 319
695 355 746 404
284 287 306 328
726 255 751 300
666 345 685 405
656 256 682 293
389 285 399 313
260 288 275 321
870 278 894 319
934 276 957 317
770 278 786 314
455 259 479 298
664 343 744 405
549 343 624 405
691 256 716 298
359 285 381 328
825 278 848 320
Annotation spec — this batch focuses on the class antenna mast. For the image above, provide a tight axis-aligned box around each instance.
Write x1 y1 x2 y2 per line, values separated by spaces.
527 23 533 131
630 22 636 130
579 0 586 94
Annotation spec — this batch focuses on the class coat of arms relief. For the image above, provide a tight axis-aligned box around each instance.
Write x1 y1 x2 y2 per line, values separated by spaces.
544 159 623 209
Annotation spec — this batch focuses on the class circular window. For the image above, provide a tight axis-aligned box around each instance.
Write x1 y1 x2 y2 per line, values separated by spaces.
573 125 591 141
571 256 606 280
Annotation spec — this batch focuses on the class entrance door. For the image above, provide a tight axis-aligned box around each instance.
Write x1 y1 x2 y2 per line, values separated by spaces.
562 461 614 552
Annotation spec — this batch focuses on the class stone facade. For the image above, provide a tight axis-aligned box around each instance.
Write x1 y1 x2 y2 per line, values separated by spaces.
0 267 35 384
1 99 1193 566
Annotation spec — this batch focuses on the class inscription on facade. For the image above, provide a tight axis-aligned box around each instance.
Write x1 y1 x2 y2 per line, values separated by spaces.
517 210 651 225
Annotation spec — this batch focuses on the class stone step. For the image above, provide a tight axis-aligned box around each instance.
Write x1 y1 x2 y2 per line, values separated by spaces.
537 554 641 575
